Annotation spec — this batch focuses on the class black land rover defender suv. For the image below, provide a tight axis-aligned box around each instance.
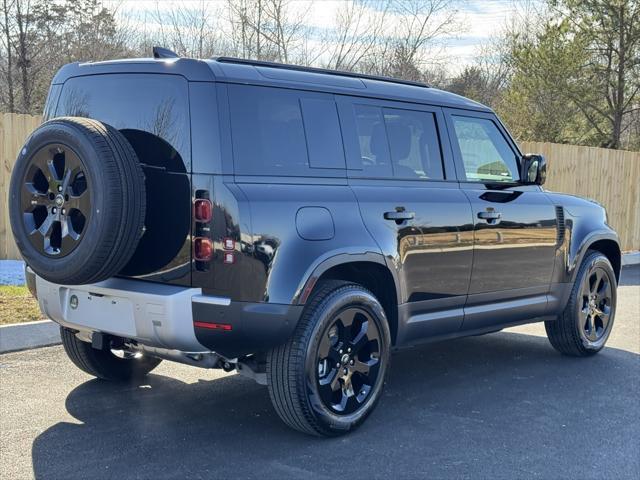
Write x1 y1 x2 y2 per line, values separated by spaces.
9 49 620 436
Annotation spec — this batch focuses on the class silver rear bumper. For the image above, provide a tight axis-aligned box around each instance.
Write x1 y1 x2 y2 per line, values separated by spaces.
35 276 216 352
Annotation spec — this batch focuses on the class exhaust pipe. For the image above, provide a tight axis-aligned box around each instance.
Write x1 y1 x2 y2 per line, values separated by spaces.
129 344 223 369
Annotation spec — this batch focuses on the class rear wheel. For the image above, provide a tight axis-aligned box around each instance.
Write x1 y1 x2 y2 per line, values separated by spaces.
60 327 161 381
267 281 391 436
545 250 617 356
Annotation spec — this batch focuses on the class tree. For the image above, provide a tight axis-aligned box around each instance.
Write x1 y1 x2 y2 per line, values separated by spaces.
0 0 132 114
0 0 15 111
448 66 491 103
324 0 389 72
224 0 311 63
325 0 462 82
148 0 223 58
502 19 593 144
554 0 640 148
498 0 639 148
384 0 461 81
1 0 37 113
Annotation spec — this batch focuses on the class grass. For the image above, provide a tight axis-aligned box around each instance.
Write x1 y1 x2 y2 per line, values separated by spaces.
0 285 43 325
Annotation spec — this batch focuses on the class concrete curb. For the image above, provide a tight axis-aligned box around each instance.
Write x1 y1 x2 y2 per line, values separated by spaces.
622 251 640 266
0 320 60 354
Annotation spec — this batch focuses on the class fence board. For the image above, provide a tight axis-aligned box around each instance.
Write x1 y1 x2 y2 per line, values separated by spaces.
1 113 42 260
0 114 638 259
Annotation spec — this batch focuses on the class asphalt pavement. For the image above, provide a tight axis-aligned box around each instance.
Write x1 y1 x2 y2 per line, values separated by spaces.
1 266 638 480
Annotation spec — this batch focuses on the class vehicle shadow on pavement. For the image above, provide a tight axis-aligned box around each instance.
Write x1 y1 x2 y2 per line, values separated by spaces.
31 331 640 479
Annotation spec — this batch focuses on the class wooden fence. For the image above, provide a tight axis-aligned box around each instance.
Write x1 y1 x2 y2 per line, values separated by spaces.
0 113 638 259
1 113 43 260
521 141 640 252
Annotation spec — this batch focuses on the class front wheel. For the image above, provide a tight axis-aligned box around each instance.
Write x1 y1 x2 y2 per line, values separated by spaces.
267 281 391 436
545 250 617 356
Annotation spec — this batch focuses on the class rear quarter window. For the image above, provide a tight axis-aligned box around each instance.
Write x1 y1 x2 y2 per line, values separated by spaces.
228 85 346 177
56 74 190 172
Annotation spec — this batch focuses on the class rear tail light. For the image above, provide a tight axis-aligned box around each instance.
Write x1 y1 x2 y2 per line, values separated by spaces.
194 191 213 271
194 198 212 222
194 237 213 261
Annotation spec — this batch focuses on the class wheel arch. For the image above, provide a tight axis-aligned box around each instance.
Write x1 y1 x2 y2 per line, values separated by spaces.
295 254 400 345
587 239 621 282
571 232 621 283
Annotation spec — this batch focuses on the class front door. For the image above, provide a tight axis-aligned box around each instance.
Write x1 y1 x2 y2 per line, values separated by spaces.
445 111 558 330
337 97 474 344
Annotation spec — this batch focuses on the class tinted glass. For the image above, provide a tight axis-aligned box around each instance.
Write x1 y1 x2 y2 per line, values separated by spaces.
300 97 346 169
56 74 190 171
352 105 444 180
452 116 519 182
229 86 345 176
229 85 309 176
383 108 444 180
353 104 393 177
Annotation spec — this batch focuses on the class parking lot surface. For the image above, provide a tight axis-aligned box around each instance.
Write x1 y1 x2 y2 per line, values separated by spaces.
1 266 638 479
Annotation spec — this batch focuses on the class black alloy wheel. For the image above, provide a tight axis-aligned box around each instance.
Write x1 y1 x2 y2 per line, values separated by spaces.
545 250 617 356
579 264 613 344
315 306 382 414
9 117 146 285
267 281 391 436
20 144 90 257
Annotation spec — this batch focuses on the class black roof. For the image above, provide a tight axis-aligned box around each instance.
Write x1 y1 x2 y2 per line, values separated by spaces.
52 56 491 112
214 56 430 88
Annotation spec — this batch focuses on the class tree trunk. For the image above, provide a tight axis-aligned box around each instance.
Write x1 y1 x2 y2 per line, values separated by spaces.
611 3 626 149
14 0 30 113
2 0 14 112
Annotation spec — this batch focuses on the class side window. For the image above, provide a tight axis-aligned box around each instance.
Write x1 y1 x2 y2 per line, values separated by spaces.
352 104 445 180
229 85 308 176
451 116 519 183
383 108 444 180
228 85 345 176
300 98 345 169
56 74 190 172
353 105 393 177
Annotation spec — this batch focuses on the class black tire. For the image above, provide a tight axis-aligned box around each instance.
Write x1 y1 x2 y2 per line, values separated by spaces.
545 250 617 356
60 327 162 381
9 117 145 285
267 281 391 436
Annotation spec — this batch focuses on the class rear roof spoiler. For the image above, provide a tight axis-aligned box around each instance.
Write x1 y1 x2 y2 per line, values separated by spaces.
153 47 179 59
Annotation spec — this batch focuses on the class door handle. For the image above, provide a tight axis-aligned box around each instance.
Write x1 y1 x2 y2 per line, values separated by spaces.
384 210 415 222
477 210 502 222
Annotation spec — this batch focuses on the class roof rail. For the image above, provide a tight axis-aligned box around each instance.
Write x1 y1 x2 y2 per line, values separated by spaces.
153 46 179 59
213 56 429 88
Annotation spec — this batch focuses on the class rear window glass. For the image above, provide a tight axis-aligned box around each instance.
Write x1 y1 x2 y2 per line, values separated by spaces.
352 105 445 180
353 105 393 177
384 108 444 180
300 97 345 169
228 85 345 176
56 74 190 171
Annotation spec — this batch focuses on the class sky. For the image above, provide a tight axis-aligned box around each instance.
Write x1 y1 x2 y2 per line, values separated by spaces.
110 0 528 70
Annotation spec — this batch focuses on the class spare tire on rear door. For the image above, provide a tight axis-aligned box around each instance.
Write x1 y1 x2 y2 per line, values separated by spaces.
8 117 146 285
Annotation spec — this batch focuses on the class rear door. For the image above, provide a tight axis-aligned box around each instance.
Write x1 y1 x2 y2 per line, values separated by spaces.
337 96 474 344
55 74 192 286
444 110 557 330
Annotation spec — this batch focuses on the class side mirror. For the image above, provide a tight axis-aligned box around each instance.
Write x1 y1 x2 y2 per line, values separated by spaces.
521 154 546 185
